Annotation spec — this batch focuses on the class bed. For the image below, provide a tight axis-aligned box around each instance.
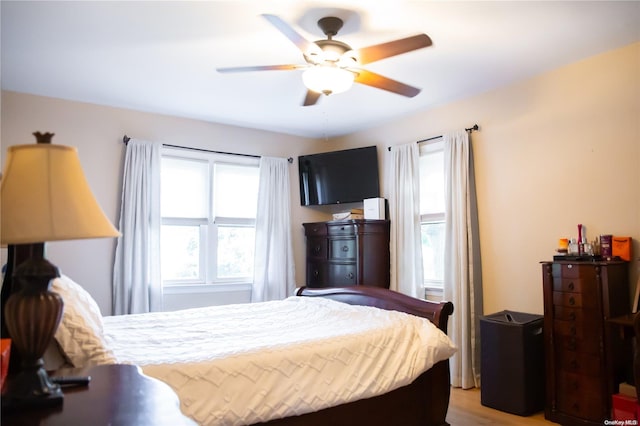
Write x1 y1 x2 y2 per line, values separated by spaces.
49 276 456 426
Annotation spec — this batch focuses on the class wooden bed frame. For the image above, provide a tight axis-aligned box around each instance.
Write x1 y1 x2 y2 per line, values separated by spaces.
258 286 455 426
2 252 455 426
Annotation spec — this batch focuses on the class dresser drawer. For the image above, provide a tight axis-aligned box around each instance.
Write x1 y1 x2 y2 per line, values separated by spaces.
327 223 356 236
556 372 606 421
557 370 602 394
552 306 601 344
304 223 327 237
552 277 597 297
553 319 601 341
329 238 356 260
328 263 357 285
552 263 597 279
356 221 389 234
306 261 327 287
554 333 600 355
556 351 601 376
306 237 327 258
553 306 600 324
553 291 598 309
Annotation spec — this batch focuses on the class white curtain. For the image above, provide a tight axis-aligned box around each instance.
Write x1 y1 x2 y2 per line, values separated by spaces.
385 142 423 297
112 139 162 315
252 157 295 302
443 130 483 389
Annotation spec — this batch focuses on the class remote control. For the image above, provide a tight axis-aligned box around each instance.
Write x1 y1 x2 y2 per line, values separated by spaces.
51 376 91 387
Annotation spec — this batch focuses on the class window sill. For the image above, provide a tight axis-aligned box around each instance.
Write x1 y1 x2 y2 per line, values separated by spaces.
422 286 443 302
163 282 252 294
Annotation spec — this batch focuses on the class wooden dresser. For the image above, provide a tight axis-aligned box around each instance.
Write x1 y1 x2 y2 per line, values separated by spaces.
303 220 390 288
541 260 631 425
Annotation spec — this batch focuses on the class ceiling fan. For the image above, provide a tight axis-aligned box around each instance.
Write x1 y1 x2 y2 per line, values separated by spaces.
217 14 432 106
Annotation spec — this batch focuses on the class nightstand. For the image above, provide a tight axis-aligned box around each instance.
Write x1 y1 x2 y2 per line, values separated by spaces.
1 364 195 425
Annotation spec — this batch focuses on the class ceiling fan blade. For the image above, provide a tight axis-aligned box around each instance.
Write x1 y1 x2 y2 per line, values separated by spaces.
303 90 322 107
217 64 301 73
355 34 432 65
354 69 421 98
261 14 321 56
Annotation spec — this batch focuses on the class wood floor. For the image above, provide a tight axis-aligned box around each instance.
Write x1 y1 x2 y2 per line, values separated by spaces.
446 387 559 425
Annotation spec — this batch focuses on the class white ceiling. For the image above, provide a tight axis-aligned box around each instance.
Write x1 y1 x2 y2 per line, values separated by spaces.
2 1 639 138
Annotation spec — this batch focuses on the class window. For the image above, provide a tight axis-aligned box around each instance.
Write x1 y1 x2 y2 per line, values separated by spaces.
160 147 260 287
419 141 445 294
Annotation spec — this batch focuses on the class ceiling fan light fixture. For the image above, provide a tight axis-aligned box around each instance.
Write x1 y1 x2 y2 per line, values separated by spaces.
302 66 355 96
219 14 432 106
338 50 358 68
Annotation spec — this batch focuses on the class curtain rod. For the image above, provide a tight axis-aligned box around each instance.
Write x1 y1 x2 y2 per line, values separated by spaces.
122 135 293 163
387 124 479 151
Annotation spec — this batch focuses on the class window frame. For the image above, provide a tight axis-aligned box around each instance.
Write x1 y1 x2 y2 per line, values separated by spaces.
420 219 445 290
419 140 446 295
160 147 259 288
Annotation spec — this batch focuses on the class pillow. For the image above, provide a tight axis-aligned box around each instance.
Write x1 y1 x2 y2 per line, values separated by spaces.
50 274 116 367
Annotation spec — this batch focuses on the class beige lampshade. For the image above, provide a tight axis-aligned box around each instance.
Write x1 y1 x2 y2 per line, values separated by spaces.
1 143 120 244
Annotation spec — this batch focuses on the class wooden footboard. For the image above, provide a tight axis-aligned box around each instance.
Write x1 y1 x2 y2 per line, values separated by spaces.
296 286 454 333
257 286 454 426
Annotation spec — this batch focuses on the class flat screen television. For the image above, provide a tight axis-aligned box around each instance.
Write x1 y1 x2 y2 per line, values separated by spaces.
298 146 380 206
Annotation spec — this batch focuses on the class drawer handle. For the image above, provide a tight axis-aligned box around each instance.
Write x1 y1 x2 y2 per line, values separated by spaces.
568 282 575 291
313 270 319 278
347 272 354 279
569 312 576 321
313 246 321 254
568 264 573 269
342 245 349 252
569 296 575 306
340 226 345 231
312 227 318 232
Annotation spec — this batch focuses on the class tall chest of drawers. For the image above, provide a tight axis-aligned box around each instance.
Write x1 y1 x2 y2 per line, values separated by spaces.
541 260 631 425
303 220 390 288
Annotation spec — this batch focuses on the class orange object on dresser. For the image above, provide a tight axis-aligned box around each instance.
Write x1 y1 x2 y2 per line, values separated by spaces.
612 237 633 261
1 338 10 389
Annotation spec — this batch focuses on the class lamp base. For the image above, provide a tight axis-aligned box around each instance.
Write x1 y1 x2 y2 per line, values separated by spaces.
1 364 63 411
2 256 64 410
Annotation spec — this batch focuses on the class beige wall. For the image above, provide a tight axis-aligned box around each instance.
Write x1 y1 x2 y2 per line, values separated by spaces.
334 41 640 315
2 41 638 316
0 94 328 313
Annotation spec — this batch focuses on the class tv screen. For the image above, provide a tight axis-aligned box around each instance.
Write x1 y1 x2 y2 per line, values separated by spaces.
298 146 380 206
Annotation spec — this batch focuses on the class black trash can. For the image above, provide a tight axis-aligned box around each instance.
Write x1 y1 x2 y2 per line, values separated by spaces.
480 310 544 416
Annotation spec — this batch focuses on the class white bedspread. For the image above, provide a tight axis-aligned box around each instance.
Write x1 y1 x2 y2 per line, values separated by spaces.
103 296 456 426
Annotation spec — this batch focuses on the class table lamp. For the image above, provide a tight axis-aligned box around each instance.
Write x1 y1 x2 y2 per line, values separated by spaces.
0 132 120 408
